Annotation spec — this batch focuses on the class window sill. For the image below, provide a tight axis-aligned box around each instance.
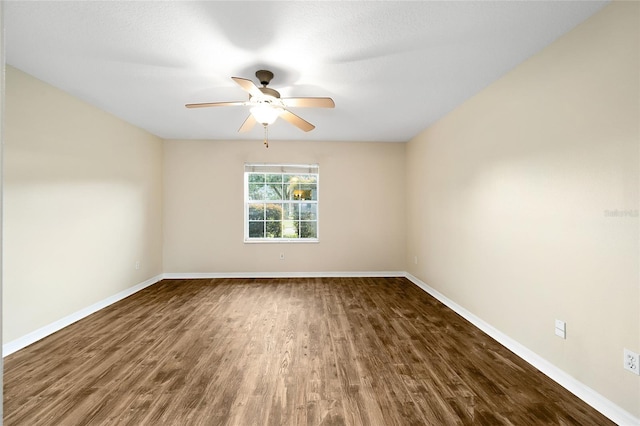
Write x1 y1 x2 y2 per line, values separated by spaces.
244 238 319 244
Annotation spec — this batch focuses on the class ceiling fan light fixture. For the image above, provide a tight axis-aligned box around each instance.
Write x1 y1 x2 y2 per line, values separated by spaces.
250 104 281 126
186 70 334 135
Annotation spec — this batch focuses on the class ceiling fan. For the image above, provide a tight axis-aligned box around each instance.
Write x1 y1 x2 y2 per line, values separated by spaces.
186 70 335 134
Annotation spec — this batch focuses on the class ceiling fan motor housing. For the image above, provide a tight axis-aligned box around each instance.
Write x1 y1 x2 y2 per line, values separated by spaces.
255 70 274 86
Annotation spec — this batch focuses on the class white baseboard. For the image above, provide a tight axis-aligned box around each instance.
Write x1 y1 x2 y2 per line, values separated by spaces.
163 271 406 279
404 272 640 426
2 274 163 357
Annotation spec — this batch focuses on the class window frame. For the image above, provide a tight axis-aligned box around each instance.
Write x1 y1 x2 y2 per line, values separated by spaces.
243 163 320 244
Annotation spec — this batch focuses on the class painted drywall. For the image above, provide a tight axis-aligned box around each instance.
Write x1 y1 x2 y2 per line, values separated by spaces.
163 139 406 273
1 1 5 418
3 66 164 343
406 1 639 417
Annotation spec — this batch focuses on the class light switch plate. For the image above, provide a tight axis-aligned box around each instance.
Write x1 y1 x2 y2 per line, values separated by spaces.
555 319 566 339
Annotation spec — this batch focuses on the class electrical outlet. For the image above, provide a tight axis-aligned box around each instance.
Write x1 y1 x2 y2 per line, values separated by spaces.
623 348 640 375
414 256 418 265
135 260 140 270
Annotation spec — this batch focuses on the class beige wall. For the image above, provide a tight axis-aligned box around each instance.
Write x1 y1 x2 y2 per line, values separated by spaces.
3 66 164 343
1 1 5 418
163 139 406 273
406 2 639 416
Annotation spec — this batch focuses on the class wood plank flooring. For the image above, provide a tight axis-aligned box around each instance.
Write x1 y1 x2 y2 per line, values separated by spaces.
4 277 614 425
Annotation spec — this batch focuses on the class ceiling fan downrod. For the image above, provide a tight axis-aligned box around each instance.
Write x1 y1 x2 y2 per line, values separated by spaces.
263 125 269 148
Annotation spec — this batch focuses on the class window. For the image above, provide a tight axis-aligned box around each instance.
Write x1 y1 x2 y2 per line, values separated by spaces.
244 163 319 242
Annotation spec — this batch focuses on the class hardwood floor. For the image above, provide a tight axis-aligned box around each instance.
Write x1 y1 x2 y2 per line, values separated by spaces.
4 277 614 425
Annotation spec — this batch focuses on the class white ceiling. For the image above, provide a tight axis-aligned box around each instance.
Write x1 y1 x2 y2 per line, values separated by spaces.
5 1 608 143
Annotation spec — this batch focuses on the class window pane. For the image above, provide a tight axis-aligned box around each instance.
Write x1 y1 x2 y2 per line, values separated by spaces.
284 174 316 183
266 184 283 200
265 203 283 221
249 222 264 238
265 221 282 238
282 203 298 220
300 203 317 220
282 220 298 238
249 184 265 200
266 174 283 183
285 175 317 200
248 173 265 183
300 221 317 238
299 184 317 200
248 203 264 220
284 184 294 200
287 185 314 200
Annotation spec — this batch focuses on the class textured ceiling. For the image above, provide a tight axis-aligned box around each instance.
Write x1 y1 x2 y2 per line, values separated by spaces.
5 1 608 142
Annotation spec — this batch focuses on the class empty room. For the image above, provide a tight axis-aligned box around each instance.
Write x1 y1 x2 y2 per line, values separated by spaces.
2 1 639 425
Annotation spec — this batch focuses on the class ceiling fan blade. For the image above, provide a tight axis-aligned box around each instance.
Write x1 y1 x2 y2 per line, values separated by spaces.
185 101 245 108
231 77 262 98
238 114 257 133
280 109 315 132
281 97 335 108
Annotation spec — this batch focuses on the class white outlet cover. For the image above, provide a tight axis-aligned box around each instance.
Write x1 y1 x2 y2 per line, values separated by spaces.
624 348 640 375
